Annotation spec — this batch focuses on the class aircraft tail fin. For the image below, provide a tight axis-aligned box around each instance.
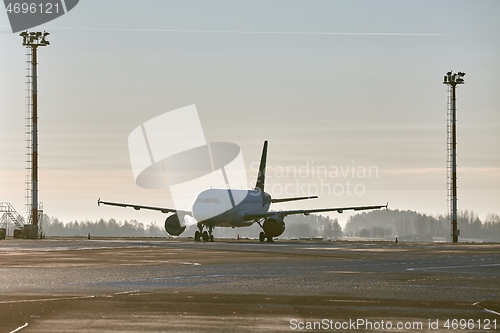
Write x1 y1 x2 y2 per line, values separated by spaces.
254 141 268 192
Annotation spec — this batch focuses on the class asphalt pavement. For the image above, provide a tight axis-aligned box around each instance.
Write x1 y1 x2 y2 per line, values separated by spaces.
1 238 499 332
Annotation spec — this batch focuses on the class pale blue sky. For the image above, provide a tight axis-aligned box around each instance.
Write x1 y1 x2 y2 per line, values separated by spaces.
1 0 499 227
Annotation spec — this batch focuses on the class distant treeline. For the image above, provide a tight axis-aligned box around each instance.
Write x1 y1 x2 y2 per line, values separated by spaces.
344 210 500 242
40 214 343 240
39 209 500 242
183 214 343 240
41 216 166 237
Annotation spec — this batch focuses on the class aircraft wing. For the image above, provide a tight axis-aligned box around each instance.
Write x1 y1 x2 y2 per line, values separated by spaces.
97 198 191 215
271 196 318 203
243 203 388 221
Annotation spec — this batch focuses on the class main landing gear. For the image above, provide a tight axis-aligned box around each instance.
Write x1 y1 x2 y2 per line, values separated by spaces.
257 219 273 242
194 223 214 242
259 231 273 242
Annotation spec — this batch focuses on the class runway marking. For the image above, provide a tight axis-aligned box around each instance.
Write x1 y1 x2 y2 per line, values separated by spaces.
406 263 500 271
472 293 497 306
484 308 500 316
0 295 95 304
179 262 201 266
472 294 500 316
8 323 28 333
327 300 379 303
114 290 140 295
303 247 343 251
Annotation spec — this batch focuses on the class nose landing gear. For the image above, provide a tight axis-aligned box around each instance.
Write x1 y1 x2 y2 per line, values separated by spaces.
195 223 214 242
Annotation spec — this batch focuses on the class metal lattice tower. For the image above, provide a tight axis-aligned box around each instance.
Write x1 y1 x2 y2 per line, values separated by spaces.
25 45 33 214
443 71 465 243
20 31 49 237
446 84 452 232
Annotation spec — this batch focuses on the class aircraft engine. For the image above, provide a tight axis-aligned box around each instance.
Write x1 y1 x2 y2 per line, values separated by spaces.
263 216 285 237
164 214 186 236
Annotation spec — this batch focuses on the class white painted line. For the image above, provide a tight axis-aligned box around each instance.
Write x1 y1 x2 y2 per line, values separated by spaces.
407 263 500 271
9 323 28 333
484 308 500 316
472 293 497 306
114 290 140 295
0 295 95 304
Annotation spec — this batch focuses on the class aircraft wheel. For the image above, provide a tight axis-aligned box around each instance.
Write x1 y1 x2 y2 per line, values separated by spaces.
209 235 214 242
202 231 209 242
259 232 266 242
194 231 201 241
266 235 273 242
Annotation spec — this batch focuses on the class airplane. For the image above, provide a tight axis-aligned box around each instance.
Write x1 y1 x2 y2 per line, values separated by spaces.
98 141 387 242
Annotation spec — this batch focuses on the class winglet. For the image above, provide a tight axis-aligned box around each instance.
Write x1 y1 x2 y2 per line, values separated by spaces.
254 141 268 192
98 198 101 206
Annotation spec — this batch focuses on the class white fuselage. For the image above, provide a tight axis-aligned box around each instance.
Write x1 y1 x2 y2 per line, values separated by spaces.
192 189 270 227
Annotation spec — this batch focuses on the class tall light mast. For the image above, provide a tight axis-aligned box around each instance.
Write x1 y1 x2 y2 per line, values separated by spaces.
20 31 49 236
443 71 465 243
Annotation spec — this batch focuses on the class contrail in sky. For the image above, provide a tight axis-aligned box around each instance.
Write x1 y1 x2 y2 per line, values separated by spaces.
23 26 446 36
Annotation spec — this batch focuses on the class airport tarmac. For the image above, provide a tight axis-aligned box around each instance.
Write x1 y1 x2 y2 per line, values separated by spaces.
0 238 499 332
